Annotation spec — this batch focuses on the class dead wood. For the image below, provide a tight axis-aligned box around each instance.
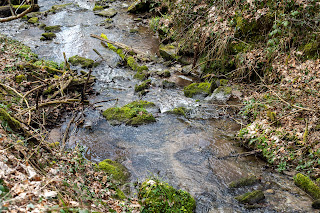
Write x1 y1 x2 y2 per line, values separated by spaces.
0 4 39 21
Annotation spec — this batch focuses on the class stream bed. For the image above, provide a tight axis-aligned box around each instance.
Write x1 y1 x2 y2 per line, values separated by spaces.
0 0 315 212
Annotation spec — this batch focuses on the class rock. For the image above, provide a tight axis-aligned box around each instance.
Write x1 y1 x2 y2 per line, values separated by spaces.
102 100 156 126
205 86 232 103
162 80 176 89
68 55 95 68
159 44 180 61
97 159 129 183
183 82 211 99
265 189 275 194
167 107 187 117
235 190 265 204
134 79 151 92
181 64 192 75
228 175 259 188
40 32 56 41
312 199 320 209
44 25 61 32
127 0 150 13
43 191 58 199
28 17 38 24
93 5 104 11
96 8 117 18
294 173 320 199
138 178 196 212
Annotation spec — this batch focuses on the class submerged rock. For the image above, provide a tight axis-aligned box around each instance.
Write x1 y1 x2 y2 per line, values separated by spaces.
44 25 61 32
96 8 117 18
40 32 56 41
235 190 265 204
68 55 95 68
228 175 259 188
138 178 196 212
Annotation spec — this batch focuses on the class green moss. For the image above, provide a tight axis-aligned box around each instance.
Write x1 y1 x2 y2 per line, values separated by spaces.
126 56 138 71
49 3 73 13
168 107 187 117
33 60 61 70
134 70 148 80
0 108 21 132
213 86 232 95
228 175 259 188
303 41 320 59
159 44 180 61
113 187 126 200
102 101 156 126
40 33 56 41
68 55 95 68
294 173 320 199
138 178 196 213
93 5 104 11
183 82 211 98
28 17 38 24
15 74 26 84
97 159 129 183
44 25 61 32
266 110 277 122
235 190 265 204
137 65 148 72
134 79 151 92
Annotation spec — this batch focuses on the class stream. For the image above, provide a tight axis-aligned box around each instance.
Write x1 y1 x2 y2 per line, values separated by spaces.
0 1 315 212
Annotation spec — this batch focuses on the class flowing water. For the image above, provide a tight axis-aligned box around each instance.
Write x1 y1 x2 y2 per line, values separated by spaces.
0 1 315 212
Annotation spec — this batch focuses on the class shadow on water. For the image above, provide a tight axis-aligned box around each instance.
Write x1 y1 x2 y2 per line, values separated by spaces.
0 0 315 212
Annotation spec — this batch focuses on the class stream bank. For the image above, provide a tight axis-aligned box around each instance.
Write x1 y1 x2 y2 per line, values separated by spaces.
0 0 318 212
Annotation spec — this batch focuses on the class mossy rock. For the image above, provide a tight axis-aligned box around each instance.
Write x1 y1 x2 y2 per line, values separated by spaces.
228 175 259 188
0 108 22 132
126 56 138 71
102 100 156 126
138 178 196 213
40 32 56 41
97 159 129 183
161 80 175 89
49 3 73 13
15 74 26 84
159 44 180 61
303 40 320 59
312 199 320 209
96 8 117 18
137 65 149 73
127 0 150 13
93 5 104 11
167 107 187 117
134 70 148 80
294 173 320 199
235 190 265 204
113 187 126 200
134 79 151 92
68 55 95 68
183 82 211 98
28 17 38 24
44 25 61 32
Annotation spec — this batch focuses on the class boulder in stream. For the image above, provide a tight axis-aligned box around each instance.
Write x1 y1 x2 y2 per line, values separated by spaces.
183 82 211 99
97 159 129 183
40 32 56 41
159 44 180 61
44 25 61 33
68 55 95 68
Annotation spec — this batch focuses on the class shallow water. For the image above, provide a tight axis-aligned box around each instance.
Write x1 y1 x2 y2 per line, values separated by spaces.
0 1 315 212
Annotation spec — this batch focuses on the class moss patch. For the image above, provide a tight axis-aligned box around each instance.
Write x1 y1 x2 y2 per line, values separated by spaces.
40 33 56 41
15 74 26 84
68 55 95 68
28 17 38 24
102 100 156 126
44 25 61 32
138 178 196 213
0 108 21 132
134 79 151 92
183 82 211 98
235 190 265 204
167 107 187 117
93 5 104 11
97 159 129 183
294 173 320 199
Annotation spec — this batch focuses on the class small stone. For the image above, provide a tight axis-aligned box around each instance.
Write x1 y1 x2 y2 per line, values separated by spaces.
43 191 58 199
28 17 38 24
40 32 56 40
44 25 61 32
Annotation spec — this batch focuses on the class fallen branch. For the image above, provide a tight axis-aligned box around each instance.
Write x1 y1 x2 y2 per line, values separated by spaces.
61 113 77 151
90 34 149 59
0 4 38 22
